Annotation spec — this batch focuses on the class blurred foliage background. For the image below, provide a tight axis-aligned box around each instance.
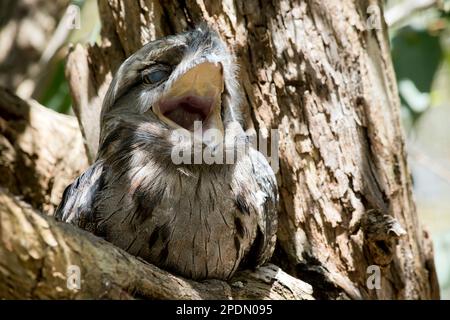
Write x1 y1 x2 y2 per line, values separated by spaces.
0 0 449 298
386 0 450 299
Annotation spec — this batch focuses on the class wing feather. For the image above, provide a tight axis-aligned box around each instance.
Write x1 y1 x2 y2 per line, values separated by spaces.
242 149 279 268
54 161 105 233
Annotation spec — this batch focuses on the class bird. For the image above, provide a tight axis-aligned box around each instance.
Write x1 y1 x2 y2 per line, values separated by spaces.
55 25 278 281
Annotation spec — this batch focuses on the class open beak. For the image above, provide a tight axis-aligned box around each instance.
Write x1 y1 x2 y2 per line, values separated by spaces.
153 62 224 134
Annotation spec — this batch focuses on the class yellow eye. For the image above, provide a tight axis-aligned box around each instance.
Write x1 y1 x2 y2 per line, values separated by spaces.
143 69 170 85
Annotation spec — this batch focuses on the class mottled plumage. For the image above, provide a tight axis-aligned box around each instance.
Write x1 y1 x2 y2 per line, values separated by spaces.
56 26 278 280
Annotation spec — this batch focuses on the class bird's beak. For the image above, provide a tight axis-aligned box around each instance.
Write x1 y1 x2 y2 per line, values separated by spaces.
153 62 224 134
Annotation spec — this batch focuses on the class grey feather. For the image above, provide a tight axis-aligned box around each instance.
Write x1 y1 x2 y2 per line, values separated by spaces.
55 161 104 234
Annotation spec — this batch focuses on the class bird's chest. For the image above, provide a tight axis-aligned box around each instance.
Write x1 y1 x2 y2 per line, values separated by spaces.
153 170 256 279
105 167 257 280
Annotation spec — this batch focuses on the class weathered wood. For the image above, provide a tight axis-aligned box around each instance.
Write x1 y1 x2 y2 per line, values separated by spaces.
65 0 439 299
0 188 313 300
65 44 112 162
0 88 88 215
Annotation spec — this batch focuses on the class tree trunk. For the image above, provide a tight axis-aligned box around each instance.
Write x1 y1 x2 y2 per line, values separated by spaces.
0 0 439 300
64 0 439 299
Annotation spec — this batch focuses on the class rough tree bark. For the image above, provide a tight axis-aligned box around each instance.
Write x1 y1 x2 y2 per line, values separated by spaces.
0 0 440 300
0 88 88 214
64 0 439 299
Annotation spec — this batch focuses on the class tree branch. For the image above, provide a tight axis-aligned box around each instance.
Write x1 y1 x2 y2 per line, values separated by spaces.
0 188 313 300
0 87 88 214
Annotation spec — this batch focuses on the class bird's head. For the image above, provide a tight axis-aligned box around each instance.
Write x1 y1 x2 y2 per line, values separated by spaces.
100 25 242 145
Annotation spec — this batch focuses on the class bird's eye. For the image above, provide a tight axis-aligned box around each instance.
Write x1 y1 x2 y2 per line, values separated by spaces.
142 68 170 85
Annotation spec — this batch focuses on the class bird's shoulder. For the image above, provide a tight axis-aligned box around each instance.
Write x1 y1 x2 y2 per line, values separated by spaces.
54 161 105 232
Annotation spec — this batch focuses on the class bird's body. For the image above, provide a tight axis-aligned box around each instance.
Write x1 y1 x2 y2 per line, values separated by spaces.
56 26 278 280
